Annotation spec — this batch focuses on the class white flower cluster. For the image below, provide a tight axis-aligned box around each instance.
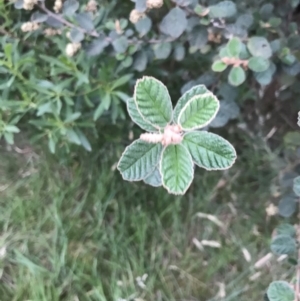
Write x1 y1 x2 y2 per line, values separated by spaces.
65 43 81 57
21 21 39 32
146 0 163 9
23 0 38 10
129 0 163 24
54 0 63 13
129 9 145 24
44 28 62 36
86 0 97 12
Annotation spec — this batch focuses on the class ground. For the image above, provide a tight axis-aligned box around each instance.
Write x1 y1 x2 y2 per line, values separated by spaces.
0 128 291 301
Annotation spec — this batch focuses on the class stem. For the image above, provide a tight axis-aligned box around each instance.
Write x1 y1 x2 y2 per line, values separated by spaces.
296 200 300 301
38 2 99 38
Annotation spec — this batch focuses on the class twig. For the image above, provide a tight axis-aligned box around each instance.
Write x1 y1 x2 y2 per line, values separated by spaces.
38 2 99 37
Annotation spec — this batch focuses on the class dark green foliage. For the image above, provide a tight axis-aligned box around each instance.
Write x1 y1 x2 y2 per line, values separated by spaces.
1 0 300 155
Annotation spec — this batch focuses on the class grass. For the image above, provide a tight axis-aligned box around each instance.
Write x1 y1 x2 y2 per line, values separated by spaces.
0 130 290 301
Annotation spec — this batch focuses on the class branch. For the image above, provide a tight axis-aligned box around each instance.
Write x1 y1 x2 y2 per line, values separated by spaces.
38 2 99 38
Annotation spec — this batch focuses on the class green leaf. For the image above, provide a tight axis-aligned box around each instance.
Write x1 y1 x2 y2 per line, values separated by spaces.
85 34 109 56
118 139 163 181
31 12 48 23
247 37 272 59
160 7 187 39
48 137 56 154
226 37 241 58
143 167 162 187
248 57 270 72
133 51 148 72
174 85 209 123
63 0 79 16
135 16 152 36
174 44 185 61
267 281 295 301
127 98 158 132
276 224 296 238
5 125 20 133
278 195 297 218
212 60 227 72
66 129 81 145
77 130 92 151
153 42 172 60
228 66 246 86
112 74 133 90
134 76 172 129
293 176 300 196
4 132 14 145
112 37 129 54
69 28 84 43
14 0 23 9
209 1 237 18
178 93 219 130
160 144 194 195
254 62 276 85
271 235 297 255
183 131 236 170
135 0 147 12
75 13 94 31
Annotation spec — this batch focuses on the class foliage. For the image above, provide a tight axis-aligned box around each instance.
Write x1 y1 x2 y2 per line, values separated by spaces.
0 0 299 153
117 76 236 195
266 120 300 301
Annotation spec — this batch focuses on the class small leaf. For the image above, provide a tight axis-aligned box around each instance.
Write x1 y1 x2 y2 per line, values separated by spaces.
4 132 14 145
226 37 241 58
271 235 297 255
77 130 92 151
143 167 162 187
293 176 300 196
212 60 227 72
248 57 270 72
228 66 246 86
160 7 187 39
14 0 23 9
173 85 209 123
183 131 236 170
48 137 56 154
160 144 194 195
134 76 172 129
112 74 133 90
118 139 163 181
135 16 152 36
69 28 84 43
153 42 172 60
178 93 220 130
276 224 296 238
112 36 129 54
278 195 297 218
127 98 157 132
63 0 79 16
174 44 185 61
75 13 94 31
209 1 237 18
4 125 20 133
209 99 240 128
31 12 48 23
247 37 272 59
254 62 276 85
133 51 148 72
46 16 63 28
267 281 295 301
188 27 208 50
85 34 109 56
66 128 81 145
135 0 147 13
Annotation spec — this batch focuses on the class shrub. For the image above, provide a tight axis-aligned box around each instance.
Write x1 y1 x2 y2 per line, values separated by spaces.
1 0 299 153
